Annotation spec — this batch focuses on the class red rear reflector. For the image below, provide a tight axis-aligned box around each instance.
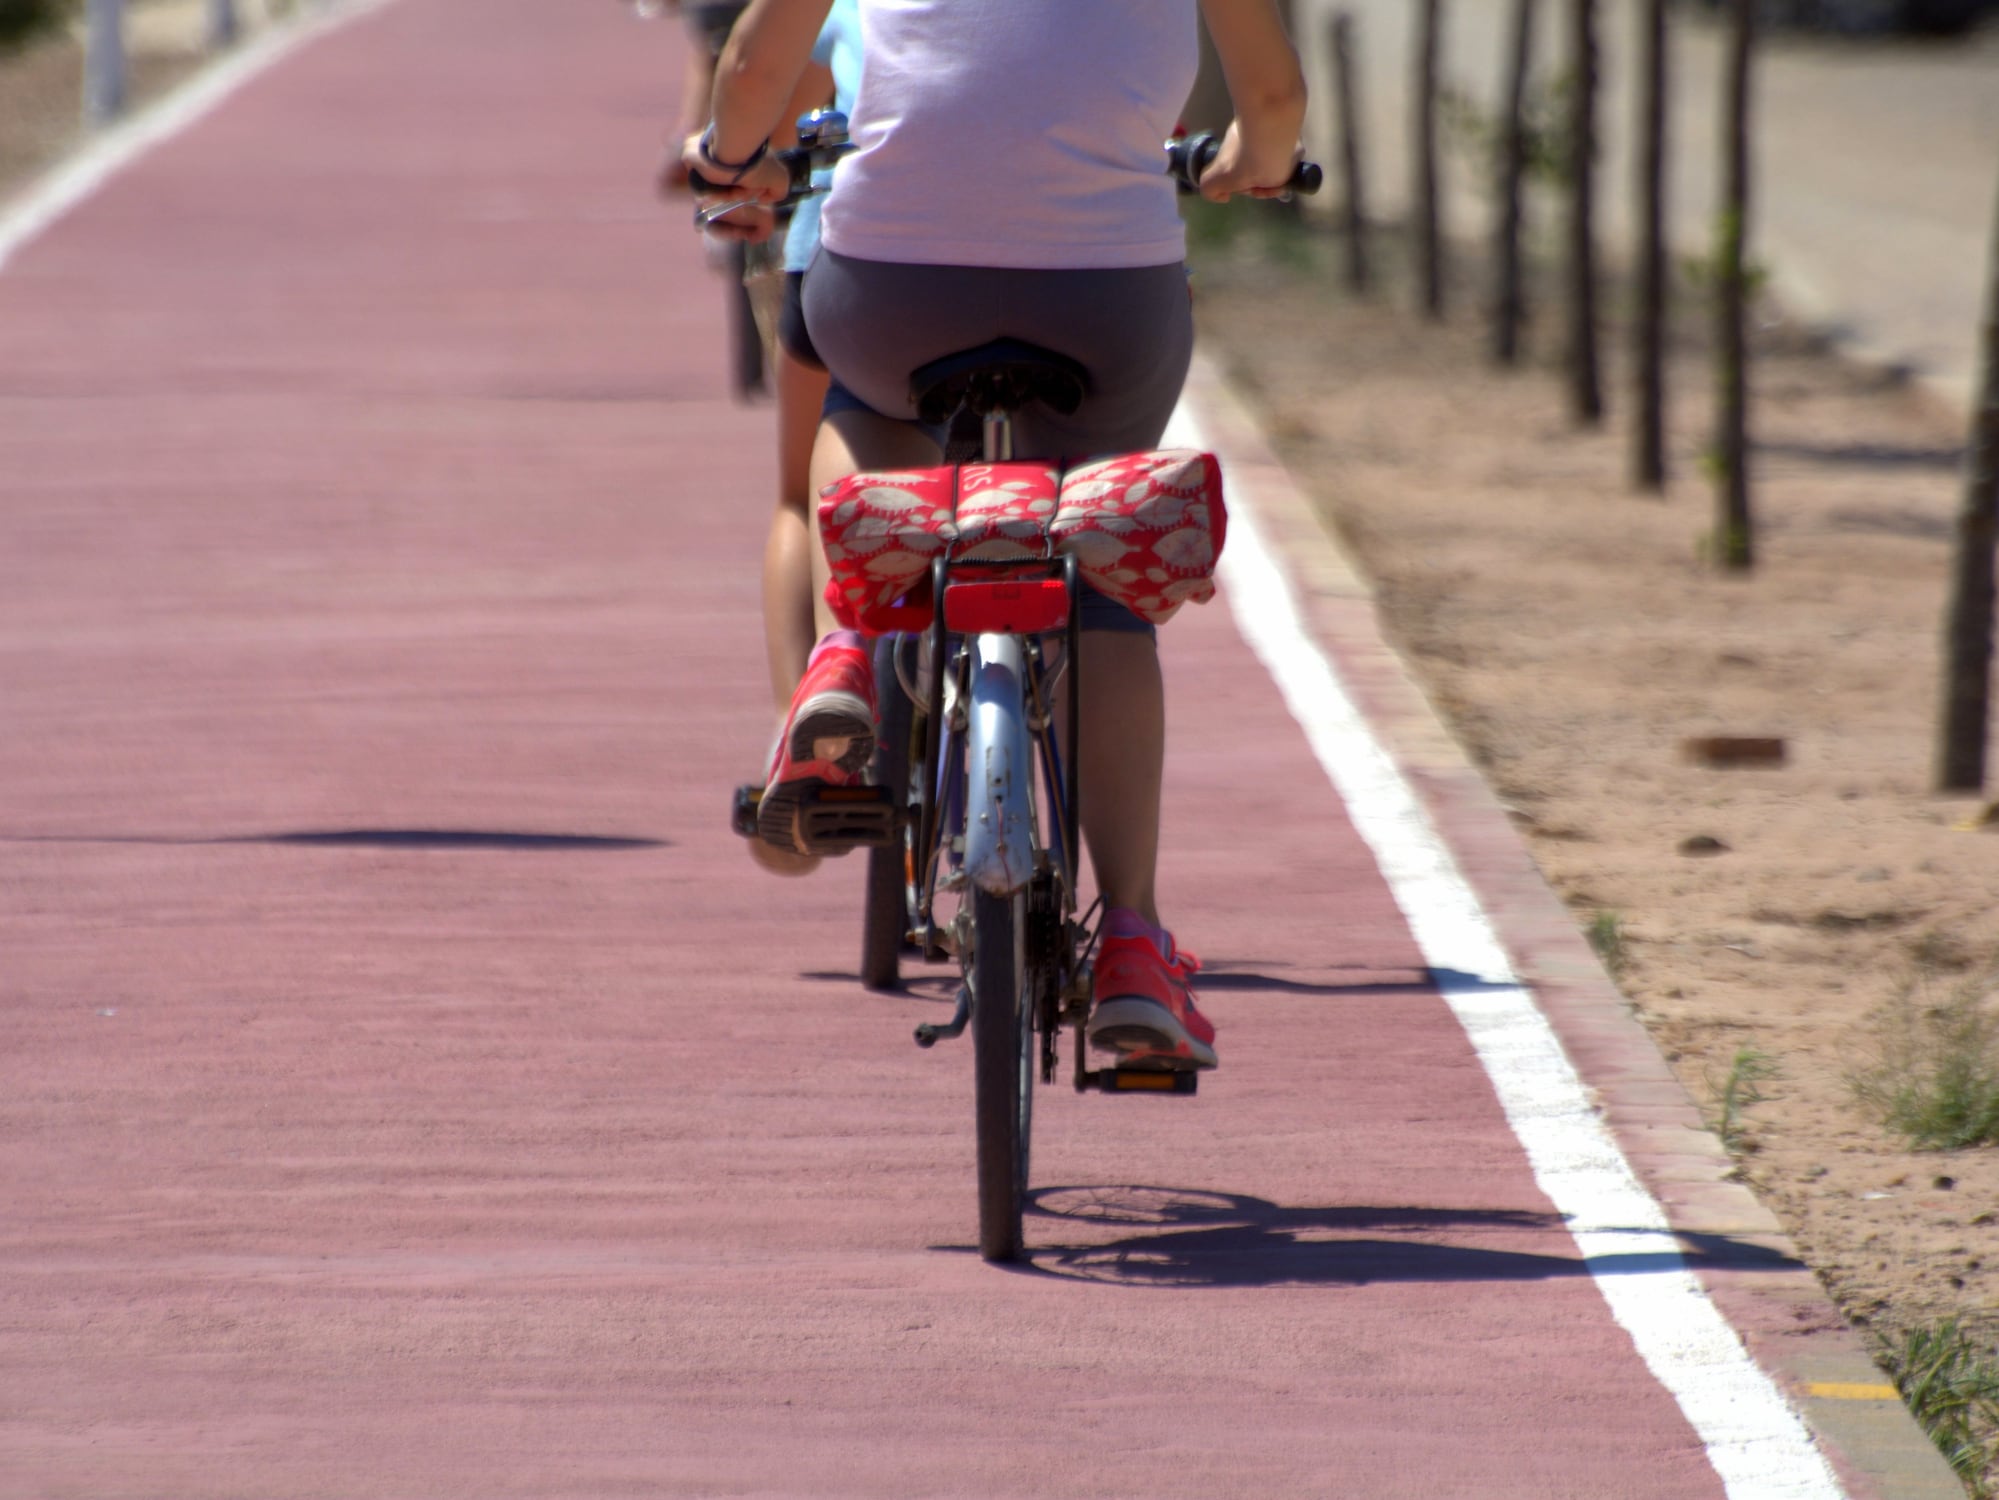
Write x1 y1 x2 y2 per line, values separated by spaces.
942 579 1070 635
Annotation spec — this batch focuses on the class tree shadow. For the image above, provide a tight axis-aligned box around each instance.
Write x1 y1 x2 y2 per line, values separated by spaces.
965 1185 1806 1289
1820 505 1953 541
1758 439 1964 473
240 829 667 851
2 829 668 851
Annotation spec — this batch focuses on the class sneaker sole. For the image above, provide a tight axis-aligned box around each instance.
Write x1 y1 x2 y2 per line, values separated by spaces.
788 693 874 775
744 832 821 877
1087 997 1218 1070
756 775 835 856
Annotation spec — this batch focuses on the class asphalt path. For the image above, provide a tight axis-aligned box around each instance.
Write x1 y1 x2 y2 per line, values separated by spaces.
1291 0 1999 411
0 2 1954 1496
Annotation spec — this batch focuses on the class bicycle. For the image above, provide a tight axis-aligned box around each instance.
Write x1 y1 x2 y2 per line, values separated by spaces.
730 133 1319 1263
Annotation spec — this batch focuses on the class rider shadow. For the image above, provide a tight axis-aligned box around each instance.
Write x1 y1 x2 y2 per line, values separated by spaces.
1005 1186 1803 1289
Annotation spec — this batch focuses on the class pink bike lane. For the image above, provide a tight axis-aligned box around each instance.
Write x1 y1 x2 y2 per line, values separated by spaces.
0 2 1951 1497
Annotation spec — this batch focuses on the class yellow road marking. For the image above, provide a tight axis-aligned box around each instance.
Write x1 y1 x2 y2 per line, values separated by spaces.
1807 1382 1900 1401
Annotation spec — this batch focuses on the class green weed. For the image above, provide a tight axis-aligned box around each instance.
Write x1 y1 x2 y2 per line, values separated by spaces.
1848 971 1999 1150
1586 909 1628 976
1707 1045 1779 1153
0 0 73 53
1438 72 1574 190
1882 1319 1999 1496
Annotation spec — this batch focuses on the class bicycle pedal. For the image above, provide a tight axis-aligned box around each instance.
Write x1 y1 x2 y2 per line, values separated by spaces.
1083 1066 1200 1096
730 783 762 839
795 782 898 853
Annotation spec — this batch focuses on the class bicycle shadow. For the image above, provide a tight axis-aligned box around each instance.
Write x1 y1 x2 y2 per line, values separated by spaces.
799 963 1511 1001
798 971 961 1003
1192 962 1511 998
990 1186 1802 1289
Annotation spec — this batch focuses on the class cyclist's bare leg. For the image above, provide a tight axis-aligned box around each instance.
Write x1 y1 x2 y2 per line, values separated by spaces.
1072 632 1163 927
763 347 828 710
807 407 944 637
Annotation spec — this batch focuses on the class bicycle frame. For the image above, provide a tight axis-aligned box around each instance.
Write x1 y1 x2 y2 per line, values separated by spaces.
909 545 1084 939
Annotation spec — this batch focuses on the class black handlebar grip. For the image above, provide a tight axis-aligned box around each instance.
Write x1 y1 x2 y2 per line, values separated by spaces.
1169 132 1322 197
1191 133 1223 181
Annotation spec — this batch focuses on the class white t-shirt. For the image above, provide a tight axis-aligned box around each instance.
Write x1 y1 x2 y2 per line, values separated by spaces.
820 0 1198 270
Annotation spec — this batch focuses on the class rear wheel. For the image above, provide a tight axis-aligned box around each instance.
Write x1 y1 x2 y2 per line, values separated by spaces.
861 637 914 990
972 886 1033 1262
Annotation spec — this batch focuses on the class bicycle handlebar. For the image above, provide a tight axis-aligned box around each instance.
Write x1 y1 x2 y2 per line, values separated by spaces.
688 110 855 216
690 116 1322 225
1165 132 1322 197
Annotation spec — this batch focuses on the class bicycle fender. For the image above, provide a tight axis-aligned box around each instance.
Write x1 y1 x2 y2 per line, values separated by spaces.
962 634 1036 898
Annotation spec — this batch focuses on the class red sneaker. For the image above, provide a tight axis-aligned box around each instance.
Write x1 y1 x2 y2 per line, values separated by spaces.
757 636 876 855
1086 916 1216 1070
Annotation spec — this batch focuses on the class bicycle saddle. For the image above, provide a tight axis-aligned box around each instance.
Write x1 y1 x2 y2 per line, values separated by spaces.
909 338 1089 428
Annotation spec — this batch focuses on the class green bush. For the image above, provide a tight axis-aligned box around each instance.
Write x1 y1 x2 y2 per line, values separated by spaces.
0 0 75 54
1848 970 1999 1149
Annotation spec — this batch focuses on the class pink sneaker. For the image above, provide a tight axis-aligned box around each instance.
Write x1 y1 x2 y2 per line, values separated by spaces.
1086 911 1217 1070
757 633 875 855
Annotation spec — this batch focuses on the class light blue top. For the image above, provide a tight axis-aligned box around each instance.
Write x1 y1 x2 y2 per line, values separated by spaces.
783 0 863 275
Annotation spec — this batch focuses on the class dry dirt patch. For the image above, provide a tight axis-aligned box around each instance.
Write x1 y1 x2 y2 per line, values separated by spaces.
1193 218 1999 1396
0 0 296 202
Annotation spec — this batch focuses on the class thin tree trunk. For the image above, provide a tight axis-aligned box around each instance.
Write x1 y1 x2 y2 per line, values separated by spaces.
1632 0 1669 489
1331 12 1371 294
1414 0 1444 319
1492 0 1535 365
83 0 125 125
207 0 239 49
1714 0 1754 569
1935 173 1999 792
1566 0 1603 424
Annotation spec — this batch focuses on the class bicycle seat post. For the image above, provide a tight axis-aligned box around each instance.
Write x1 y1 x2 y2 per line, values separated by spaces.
982 409 1013 463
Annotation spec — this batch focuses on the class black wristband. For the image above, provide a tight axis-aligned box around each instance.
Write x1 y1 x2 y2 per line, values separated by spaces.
697 124 769 182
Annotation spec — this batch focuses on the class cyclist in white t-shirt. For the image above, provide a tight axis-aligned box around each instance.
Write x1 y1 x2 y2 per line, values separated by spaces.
687 0 1305 1071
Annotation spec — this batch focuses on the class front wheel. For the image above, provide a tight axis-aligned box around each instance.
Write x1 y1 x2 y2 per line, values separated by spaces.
972 886 1033 1262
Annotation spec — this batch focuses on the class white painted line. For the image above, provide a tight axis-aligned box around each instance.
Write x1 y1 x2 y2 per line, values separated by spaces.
0 0 402 276
1171 398 1849 1500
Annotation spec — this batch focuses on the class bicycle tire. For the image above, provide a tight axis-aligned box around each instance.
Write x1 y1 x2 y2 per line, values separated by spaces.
860 637 913 990
972 885 1033 1262
727 245 765 398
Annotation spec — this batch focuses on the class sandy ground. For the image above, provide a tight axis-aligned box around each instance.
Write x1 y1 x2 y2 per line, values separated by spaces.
1193 214 1999 1452
0 0 291 200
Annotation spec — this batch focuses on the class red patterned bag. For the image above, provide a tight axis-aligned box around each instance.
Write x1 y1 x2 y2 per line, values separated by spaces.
1050 449 1226 625
816 451 1225 632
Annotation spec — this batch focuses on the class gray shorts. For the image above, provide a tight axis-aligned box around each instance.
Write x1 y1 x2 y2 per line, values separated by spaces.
803 250 1194 459
802 251 1195 635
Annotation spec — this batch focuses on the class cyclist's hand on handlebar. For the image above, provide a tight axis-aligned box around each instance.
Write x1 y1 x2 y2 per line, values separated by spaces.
677 134 791 206
697 198 779 244
1195 121 1302 204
